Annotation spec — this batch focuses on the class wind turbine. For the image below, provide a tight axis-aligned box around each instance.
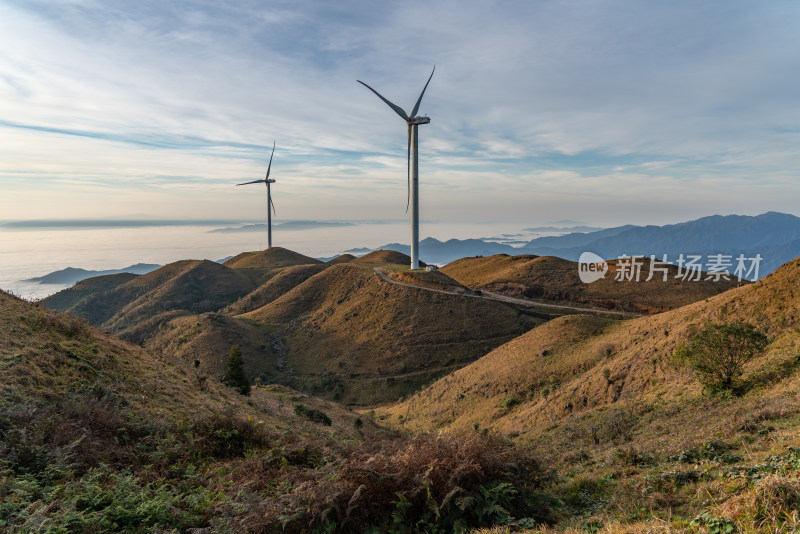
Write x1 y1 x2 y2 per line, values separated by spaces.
358 67 435 270
237 141 277 249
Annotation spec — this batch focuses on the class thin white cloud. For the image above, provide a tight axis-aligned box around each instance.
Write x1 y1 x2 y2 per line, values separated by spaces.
0 0 798 223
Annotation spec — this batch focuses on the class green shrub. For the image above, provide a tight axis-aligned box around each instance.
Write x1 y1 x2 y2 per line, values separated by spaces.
223 345 250 395
294 404 332 426
501 397 520 409
675 322 769 392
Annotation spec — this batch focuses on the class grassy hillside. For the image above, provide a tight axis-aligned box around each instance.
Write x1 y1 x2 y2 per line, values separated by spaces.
0 289 552 533
353 249 425 267
40 272 138 312
44 260 257 327
327 253 357 264
239 263 545 404
385 269 466 291
380 257 800 532
145 311 282 382
42 249 544 406
441 254 740 313
223 263 328 315
224 246 323 269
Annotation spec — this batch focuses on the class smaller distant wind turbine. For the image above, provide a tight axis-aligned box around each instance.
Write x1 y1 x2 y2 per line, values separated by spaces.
237 141 277 249
358 66 435 270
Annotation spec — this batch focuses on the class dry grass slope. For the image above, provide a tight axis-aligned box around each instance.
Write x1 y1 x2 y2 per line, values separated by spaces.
353 249 424 267
223 263 328 316
42 260 258 343
240 263 545 404
385 257 800 435
380 256 800 532
42 272 139 312
224 246 322 269
386 269 466 291
441 254 740 313
1 289 553 533
327 253 357 264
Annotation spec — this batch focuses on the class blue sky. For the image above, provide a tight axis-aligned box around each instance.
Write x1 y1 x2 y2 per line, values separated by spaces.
1 0 799 226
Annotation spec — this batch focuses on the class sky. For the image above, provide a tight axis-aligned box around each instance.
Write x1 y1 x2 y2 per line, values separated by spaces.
1 0 799 227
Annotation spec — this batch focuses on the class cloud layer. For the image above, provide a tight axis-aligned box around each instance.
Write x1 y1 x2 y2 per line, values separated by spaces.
1 0 798 224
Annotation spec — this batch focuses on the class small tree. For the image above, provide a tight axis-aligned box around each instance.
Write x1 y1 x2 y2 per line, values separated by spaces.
223 345 250 395
677 322 768 392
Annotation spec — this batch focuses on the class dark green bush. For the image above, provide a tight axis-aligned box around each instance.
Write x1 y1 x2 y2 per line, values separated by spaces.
223 345 250 395
675 322 769 392
294 404 332 426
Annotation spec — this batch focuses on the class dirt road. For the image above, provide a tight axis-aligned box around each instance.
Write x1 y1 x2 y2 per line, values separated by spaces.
372 267 639 318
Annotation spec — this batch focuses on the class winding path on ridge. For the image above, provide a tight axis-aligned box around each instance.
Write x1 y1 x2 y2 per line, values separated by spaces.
372 267 640 319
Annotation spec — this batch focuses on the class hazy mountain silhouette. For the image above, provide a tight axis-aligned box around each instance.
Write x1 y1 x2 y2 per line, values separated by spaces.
367 212 800 277
25 263 161 285
522 212 800 277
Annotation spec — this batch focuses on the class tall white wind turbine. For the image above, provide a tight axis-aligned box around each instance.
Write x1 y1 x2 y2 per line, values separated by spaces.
237 141 277 249
358 67 435 270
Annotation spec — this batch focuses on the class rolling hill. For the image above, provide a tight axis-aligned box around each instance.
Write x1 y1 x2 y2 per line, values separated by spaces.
352 249 426 266
378 255 800 531
383 255 800 435
43 259 258 340
19 243 800 532
223 246 323 269
3 288 554 533
47 247 544 406
235 262 545 404
440 253 739 313
223 263 329 316
326 253 357 264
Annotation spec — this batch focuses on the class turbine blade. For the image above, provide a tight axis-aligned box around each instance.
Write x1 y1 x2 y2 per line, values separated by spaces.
406 124 411 213
270 194 276 216
237 179 265 186
265 141 275 180
410 65 435 118
357 80 410 121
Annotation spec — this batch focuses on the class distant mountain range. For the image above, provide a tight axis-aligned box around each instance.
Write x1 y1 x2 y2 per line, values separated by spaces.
25 263 161 285
373 212 800 277
23 212 800 287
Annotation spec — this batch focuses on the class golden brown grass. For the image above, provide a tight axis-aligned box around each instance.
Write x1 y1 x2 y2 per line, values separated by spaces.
441 254 740 314
223 246 323 269
223 263 328 315
43 259 257 333
381 257 800 440
1 289 378 438
386 269 466 291
376 256 800 531
327 253 357 264
239 263 544 404
2 289 557 533
353 249 423 266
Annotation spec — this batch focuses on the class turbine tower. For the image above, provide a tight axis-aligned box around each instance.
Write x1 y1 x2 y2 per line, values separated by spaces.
358 67 435 270
237 141 277 249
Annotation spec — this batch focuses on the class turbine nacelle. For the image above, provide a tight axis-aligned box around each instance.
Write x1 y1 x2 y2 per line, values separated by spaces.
409 116 430 125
